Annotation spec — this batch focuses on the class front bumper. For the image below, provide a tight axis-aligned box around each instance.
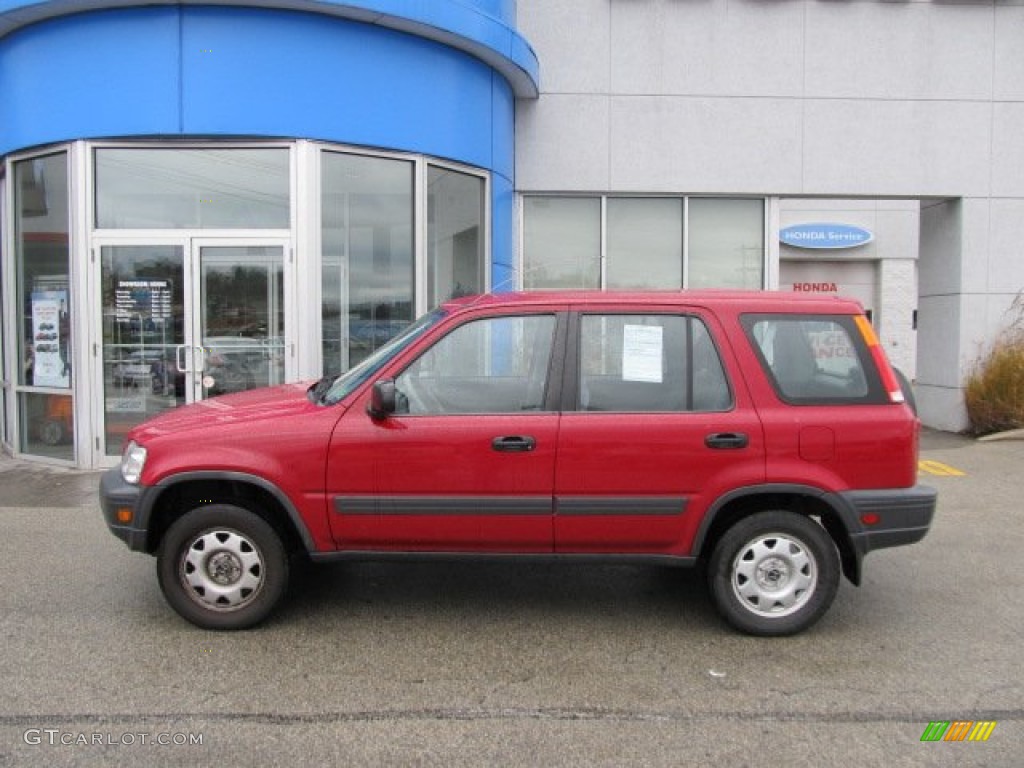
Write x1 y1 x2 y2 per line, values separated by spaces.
99 467 152 552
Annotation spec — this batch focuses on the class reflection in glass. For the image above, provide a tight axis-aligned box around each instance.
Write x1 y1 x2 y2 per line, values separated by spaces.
688 198 764 289
428 166 485 306
522 195 766 292
523 197 600 290
200 246 285 394
395 315 556 414
95 149 290 229
578 315 731 413
14 152 74 461
321 152 414 376
607 198 683 289
101 246 185 455
15 154 71 389
1 169 4 445
19 393 74 461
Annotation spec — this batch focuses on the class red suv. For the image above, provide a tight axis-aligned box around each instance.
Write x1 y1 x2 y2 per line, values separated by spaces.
100 292 936 635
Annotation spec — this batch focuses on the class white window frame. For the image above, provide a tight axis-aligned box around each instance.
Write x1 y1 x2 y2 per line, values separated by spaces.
516 194 768 292
3 139 492 468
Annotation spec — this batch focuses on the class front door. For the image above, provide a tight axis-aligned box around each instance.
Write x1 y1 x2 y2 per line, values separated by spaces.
327 311 563 552
96 239 290 458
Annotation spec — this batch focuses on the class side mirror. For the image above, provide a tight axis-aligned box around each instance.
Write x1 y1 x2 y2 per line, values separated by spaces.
368 379 396 419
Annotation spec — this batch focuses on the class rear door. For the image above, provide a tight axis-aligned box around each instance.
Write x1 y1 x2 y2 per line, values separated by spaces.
327 309 565 552
553 306 765 555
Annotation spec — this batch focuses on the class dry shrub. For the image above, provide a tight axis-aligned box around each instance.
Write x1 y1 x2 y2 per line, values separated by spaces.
964 294 1024 436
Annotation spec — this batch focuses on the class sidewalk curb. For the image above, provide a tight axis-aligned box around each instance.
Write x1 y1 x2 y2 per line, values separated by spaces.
976 428 1024 443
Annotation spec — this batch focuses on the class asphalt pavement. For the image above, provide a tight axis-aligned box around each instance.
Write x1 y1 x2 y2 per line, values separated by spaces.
0 430 1020 766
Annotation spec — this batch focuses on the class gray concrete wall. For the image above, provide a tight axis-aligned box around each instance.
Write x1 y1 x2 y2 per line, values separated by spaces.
516 0 1024 431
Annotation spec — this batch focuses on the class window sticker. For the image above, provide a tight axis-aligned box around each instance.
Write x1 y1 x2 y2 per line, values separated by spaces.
622 324 663 383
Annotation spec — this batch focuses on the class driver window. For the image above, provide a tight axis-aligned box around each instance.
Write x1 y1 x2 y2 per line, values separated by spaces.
394 315 556 414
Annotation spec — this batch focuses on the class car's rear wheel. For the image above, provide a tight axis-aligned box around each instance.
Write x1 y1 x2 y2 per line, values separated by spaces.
157 504 288 630
707 511 839 636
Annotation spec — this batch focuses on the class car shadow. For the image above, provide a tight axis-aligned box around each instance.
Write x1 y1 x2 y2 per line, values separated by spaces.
278 557 720 631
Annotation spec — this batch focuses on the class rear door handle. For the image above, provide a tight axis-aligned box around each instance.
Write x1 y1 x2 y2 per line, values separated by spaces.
705 432 749 450
492 435 536 452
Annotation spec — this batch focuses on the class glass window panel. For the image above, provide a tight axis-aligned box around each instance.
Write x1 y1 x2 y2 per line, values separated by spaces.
15 153 71 392
100 246 185 455
428 166 485 306
607 198 683 289
18 392 74 461
95 149 289 229
12 152 73 459
15 154 76 461
321 152 414 376
0 174 5 447
687 198 764 289
523 197 600 290
579 315 688 412
201 246 285 393
692 320 733 411
748 317 872 403
395 315 556 414
578 314 731 413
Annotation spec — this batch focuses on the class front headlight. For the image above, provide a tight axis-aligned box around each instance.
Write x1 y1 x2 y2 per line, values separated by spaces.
121 440 148 485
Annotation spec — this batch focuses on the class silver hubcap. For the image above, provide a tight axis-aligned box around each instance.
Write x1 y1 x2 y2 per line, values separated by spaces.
731 534 817 618
181 529 264 611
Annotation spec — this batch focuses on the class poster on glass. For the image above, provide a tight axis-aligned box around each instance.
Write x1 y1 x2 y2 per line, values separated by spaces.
31 290 70 388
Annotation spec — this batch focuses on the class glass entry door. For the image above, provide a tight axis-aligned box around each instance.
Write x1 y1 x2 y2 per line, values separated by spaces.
98 240 288 457
195 243 286 398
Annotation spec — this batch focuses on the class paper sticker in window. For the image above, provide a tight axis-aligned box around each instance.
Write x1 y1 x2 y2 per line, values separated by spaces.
622 324 663 383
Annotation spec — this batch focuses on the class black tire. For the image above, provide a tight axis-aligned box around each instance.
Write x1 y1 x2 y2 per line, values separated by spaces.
707 511 839 636
157 504 288 630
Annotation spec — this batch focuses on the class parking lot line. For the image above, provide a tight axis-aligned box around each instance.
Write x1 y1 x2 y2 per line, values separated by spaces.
918 460 966 477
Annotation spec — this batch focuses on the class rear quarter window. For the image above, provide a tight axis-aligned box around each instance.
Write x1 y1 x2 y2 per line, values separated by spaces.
742 314 887 405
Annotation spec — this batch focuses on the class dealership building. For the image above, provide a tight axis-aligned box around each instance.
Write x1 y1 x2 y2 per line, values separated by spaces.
1 0 1021 468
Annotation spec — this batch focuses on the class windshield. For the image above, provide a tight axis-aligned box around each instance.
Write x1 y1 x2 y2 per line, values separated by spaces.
319 309 446 405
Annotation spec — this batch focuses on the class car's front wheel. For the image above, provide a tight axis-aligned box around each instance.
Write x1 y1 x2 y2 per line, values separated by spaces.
157 504 288 630
707 511 839 636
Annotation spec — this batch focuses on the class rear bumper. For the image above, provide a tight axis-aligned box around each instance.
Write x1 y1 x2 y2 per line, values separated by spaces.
833 485 937 584
838 485 937 554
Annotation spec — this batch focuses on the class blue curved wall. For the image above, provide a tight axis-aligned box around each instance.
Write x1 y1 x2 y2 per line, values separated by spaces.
0 7 513 172
0 1 537 275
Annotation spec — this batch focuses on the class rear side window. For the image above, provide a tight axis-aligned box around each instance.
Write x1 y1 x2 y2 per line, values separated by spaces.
744 315 883 404
577 314 732 412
